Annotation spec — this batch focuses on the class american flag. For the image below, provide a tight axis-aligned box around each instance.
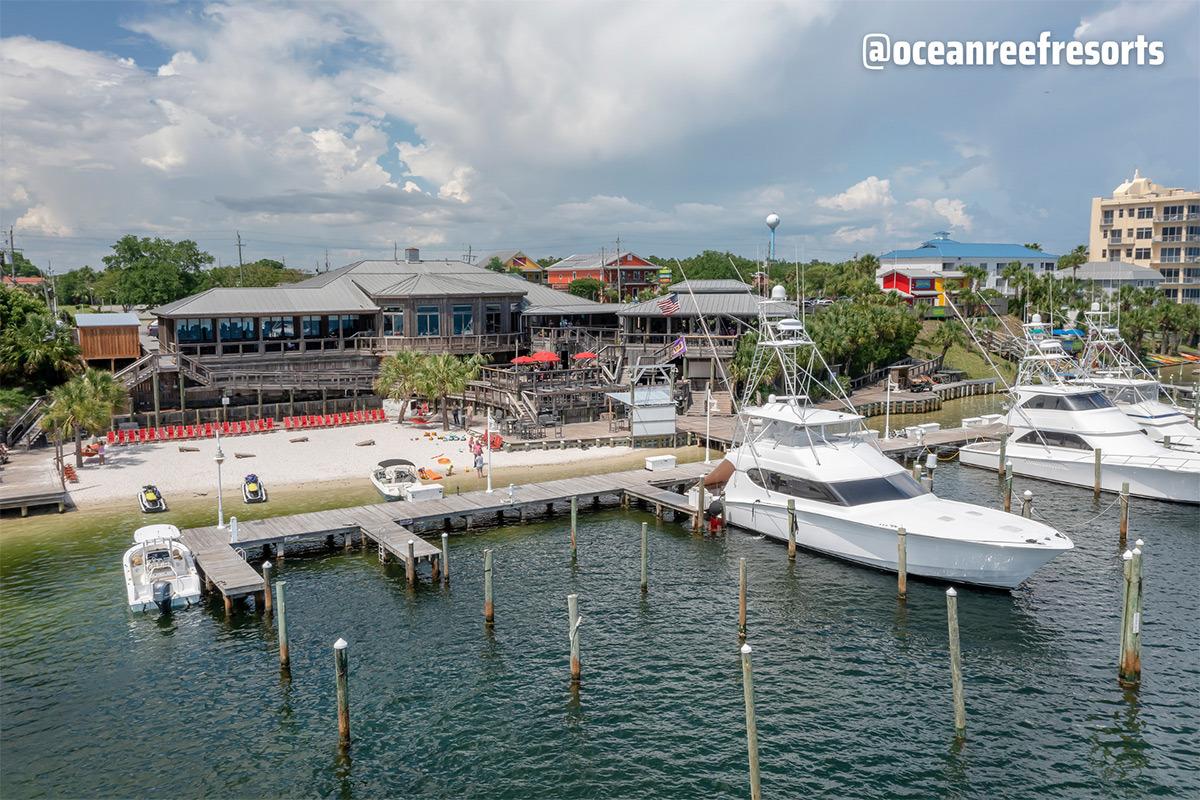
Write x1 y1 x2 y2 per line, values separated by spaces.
657 292 681 316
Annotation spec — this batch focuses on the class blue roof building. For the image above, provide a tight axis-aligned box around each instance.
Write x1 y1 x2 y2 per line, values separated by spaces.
877 232 1059 296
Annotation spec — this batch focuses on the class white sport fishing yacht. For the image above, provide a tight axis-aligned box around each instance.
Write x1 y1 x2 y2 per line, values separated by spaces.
1074 303 1200 452
122 525 202 612
717 287 1071 589
959 315 1200 503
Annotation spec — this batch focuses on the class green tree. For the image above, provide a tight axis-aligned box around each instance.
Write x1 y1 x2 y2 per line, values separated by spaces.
1023 243 1043 251
55 266 100 305
39 368 127 467
101 235 213 306
484 257 506 273
568 277 604 300
0 302 81 390
415 353 487 430
4 251 42 278
536 256 559 269
201 259 308 289
728 331 779 400
1056 245 1089 279
928 319 968 364
373 350 426 417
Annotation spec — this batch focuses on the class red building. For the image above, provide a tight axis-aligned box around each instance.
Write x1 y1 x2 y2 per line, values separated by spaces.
546 251 657 298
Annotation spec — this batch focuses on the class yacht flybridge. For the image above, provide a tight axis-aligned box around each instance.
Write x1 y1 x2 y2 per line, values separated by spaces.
959 315 1200 503
1074 303 1200 452
717 286 1071 589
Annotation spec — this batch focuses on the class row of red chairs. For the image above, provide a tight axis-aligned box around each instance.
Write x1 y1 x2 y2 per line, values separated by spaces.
108 418 277 445
283 409 386 430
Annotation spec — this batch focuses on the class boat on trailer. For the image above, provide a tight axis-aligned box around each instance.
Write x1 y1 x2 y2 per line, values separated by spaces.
122 525 202 612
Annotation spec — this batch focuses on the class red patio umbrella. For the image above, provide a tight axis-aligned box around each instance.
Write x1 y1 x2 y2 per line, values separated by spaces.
530 351 561 363
573 352 597 360
511 355 537 365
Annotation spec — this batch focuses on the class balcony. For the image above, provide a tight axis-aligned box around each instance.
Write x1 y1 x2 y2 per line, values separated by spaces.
1155 235 1183 243
350 332 523 355
1155 214 1185 222
1185 235 1200 242
1185 255 1200 263
1158 256 1182 264
1100 218 1114 227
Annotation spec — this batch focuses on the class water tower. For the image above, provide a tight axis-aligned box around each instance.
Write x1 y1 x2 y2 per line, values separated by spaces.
765 213 781 261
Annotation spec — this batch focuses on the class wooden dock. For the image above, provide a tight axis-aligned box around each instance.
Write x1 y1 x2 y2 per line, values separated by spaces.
179 460 712 611
0 451 69 517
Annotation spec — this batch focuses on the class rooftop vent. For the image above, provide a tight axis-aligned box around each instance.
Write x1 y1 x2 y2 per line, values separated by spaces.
404 247 420 263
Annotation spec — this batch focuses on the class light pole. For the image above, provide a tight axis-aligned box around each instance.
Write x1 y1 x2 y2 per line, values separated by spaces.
884 375 896 439
485 411 494 494
704 385 713 464
214 429 226 529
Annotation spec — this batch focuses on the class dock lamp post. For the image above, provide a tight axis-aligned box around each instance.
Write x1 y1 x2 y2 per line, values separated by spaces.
485 411 494 494
884 374 897 439
215 429 226 530
705 385 715 464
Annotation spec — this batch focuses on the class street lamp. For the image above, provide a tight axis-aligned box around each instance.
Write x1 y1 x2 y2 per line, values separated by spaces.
704 385 714 464
884 375 897 439
485 411 494 494
214 429 226 530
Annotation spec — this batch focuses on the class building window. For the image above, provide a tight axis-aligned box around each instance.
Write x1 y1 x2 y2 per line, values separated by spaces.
1186 248 1200 263
1108 251 1122 262
176 317 214 343
1135 248 1151 260
218 317 255 341
1187 226 1200 241
484 304 502 334
1102 210 1113 224
261 316 294 340
1188 204 1199 216
1136 227 1151 239
301 315 322 339
452 304 474 335
382 306 404 336
1161 226 1182 242
1160 268 1179 280
416 305 440 336
1118 208 1124 218
1136 206 1153 219
1161 248 1182 263
1162 205 1184 221
1109 232 1122 243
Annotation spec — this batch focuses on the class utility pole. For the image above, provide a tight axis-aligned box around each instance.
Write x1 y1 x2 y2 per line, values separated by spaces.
236 231 245 286
325 249 330 273
394 241 398 262
464 245 474 264
7 227 14 280
615 235 622 300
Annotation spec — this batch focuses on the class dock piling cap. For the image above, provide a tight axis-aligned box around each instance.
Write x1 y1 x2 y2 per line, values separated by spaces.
946 587 957 597
1134 539 1144 548
334 638 348 650
740 643 752 655
263 560 272 569
1122 550 1133 561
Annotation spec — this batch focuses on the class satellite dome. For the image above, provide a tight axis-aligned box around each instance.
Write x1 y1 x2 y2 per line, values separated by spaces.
770 284 787 300
1091 302 1101 312
765 213 780 230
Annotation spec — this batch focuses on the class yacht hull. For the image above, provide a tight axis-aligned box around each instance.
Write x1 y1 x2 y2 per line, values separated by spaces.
723 499 1062 589
960 443 1200 504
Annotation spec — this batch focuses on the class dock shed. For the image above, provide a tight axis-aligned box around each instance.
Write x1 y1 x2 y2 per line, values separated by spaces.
75 312 142 368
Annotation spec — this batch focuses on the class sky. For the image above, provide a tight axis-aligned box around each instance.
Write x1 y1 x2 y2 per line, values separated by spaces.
1 0 1198 273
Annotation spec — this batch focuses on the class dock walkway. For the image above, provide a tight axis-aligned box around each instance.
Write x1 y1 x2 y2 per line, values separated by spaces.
0 451 69 516
180 461 711 610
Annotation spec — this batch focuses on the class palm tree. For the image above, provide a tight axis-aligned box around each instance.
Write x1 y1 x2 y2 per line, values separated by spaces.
0 312 81 388
416 353 486 430
928 319 968 365
374 350 425 420
40 368 128 467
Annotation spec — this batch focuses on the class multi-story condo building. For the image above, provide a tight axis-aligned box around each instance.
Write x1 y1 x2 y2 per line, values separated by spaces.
877 232 1058 299
1089 170 1200 304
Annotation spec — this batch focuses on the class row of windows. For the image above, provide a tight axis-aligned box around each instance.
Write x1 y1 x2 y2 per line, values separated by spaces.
176 315 368 343
1104 205 1200 222
1016 430 1091 450
744 469 924 507
1020 391 1113 411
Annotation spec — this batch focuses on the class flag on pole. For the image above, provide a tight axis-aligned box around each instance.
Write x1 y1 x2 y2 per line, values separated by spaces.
657 293 681 316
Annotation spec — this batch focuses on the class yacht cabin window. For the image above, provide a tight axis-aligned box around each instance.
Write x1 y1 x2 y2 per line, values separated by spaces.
1021 392 1113 411
1015 430 1092 450
745 469 923 506
1108 386 1158 404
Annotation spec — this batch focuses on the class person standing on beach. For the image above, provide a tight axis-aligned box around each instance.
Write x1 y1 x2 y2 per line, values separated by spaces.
474 452 484 478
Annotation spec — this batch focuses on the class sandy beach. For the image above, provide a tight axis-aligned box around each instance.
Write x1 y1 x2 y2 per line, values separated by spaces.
57 417 646 509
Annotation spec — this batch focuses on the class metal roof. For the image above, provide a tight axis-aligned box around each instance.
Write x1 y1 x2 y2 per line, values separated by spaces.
546 252 645 271
668 279 752 293
1053 261 1164 282
880 236 1059 261
74 312 140 328
152 281 376 317
617 293 793 319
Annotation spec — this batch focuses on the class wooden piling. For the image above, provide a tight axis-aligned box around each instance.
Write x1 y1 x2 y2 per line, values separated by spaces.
276 580 290 669
1093 448 1103 499
1118 482 1130 547
1021 490 1033 519
568 593 581 685
694 482 706 533
786 499 796 561
640 521 649 594
738 557 747 641
441 532 450 584
223 595 233 617
1003 462 1013 512
911 461 921 482
483 549 494 626
334 638 350 748
406 539 416 586
740 643 762 800
569 496 578 557
262 561 274 614
997 434 1007 479
1119 544 1144 686
946 587 966 735
896 527 907 600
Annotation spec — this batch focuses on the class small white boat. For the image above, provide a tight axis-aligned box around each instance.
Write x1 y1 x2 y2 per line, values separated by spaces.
370 458 420 501
242 473 268 504
138 484 167 513
122 525 202 612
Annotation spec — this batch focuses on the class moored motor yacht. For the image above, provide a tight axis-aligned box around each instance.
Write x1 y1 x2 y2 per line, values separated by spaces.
959 315 1200 503
122 525 202 612
716 288 1072 589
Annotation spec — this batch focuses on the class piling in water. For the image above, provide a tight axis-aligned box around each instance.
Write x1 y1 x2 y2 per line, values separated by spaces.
441 532 450 584
1094 448 1103 500
1003 462 1013 513
640 522 648 594
786 499 797 561
946 587 966 735
1021 490 1033 519
406 539 416 586
1119 482 1130 547
694 482 706 534
997 435 1007 479
276 580 290 669
738 557 748 641
568 593 581 685
896 527 908 600
333 638 350 748
925 453 938 492
483 549 494 627
740 643 762 800
1119 544 1145 686
570 496 578 557
262 561 274 615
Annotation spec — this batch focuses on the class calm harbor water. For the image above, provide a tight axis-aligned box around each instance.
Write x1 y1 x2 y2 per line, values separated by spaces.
1 461 1198 799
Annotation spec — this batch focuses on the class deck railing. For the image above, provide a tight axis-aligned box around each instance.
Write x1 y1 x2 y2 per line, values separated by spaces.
350 332 523 354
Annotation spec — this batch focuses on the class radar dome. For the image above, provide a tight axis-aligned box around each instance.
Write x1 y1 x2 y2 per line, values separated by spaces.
1091 302 1101 312
770 284 787 300
765 213 780 230
1031 313 1043 324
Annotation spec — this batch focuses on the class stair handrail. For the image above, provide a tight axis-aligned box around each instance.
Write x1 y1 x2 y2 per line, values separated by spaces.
5 395 46 446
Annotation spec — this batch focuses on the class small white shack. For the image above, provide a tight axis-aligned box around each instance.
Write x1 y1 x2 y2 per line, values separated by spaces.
605 386 676 438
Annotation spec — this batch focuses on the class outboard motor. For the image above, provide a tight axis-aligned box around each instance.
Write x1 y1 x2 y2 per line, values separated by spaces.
152 580 173 612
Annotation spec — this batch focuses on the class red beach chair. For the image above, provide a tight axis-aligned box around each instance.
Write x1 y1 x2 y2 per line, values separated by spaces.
106 431 116 445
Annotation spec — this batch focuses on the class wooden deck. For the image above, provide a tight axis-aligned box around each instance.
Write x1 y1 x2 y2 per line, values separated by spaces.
0 451 69 516
179 460 712 607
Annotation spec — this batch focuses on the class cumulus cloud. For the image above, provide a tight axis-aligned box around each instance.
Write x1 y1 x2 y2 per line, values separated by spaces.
816 176 894 212
906 198 973 231
1074 1 1191 39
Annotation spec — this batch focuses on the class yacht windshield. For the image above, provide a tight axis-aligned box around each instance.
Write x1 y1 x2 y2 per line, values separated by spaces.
828 473 925 505
1108 385 1159 404
1022 391 1113 411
